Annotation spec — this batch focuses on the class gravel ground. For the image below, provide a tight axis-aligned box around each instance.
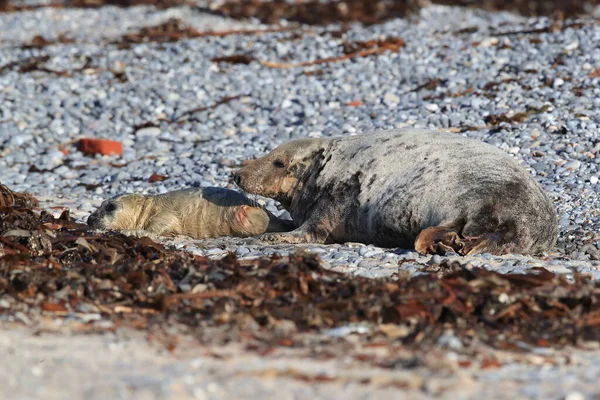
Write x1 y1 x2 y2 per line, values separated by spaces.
2 324 599 400
1 2 600 398
2 2 597 266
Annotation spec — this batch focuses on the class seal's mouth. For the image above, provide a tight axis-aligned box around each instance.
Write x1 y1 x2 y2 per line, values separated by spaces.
232 172 242 186
232 170 251 193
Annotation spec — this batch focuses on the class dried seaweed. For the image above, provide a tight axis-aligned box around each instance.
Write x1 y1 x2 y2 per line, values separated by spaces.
0 189 599 353
210 0 420 26
341 37 405 54
113 18 296 49
64 0 188 8
21 34 74 49
0 54 93 77
484 104 550 126
206 0 600 26
0 185 38 208
116 18 202 47
211 54 254 65
434 0 600 18
0 0 189 12
148 173 168 182
2 0 599 20
0 55 49 75
261 36 404 68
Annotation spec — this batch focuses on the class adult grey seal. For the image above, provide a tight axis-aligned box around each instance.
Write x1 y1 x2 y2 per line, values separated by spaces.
87 187 294 239
233 128 558 255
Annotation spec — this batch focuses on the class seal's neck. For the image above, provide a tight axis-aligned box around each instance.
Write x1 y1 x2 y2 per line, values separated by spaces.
134 197 158 230
286 144 332 223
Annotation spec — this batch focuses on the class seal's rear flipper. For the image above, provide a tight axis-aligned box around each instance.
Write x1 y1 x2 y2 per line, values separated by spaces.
414 225 505 255
414 225 460 255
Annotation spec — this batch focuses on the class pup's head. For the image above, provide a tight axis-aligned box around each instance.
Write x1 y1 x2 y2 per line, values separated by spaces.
233 138 326 206
87 194 147 230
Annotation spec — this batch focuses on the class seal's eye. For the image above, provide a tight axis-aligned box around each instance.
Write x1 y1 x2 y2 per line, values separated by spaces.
273 159 285 169
105 202 117 213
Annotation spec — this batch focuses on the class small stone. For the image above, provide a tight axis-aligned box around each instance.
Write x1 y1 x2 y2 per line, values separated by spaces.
564 40 579 51
342 123 356 133
437 331 463 350
78 202 94 212
44 150 65 169
383 92 400 106
428 255 443 265
178 284 192 292
532 162 548 172
191 284 208 293
135 127 161 137
362 250 380 258
357 260 379 269
358 246 372 257
480 37 498 47
424 103 439 112
235 247 250 256
111 60 126 73
14 312 31 326
470 97 484 109
77 303 100 313
564 160 581 171
553 78 565 88
205 248 226 256
565 392 586 400
590 176 599 185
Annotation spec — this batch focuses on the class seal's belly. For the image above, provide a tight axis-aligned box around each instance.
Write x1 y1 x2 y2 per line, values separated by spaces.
332 173 452 247
326 198 422 248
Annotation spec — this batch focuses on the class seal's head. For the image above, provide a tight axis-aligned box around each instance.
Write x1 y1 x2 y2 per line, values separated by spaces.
87 194 147 230
233 138 326 206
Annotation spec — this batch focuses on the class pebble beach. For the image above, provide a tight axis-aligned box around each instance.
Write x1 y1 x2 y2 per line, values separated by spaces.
1 1 600 398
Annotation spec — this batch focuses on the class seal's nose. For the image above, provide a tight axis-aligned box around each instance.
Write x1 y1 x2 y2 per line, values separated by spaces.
233 172 241 186
87 213 99 228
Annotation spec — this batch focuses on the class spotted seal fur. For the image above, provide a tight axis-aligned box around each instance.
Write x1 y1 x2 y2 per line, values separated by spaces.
234 128 558 255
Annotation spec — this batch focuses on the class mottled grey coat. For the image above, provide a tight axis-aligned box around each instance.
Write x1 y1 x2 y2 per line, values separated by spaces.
234 128 558 255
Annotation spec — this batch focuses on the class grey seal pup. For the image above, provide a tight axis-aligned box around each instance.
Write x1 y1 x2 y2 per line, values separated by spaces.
87 187 294 239
233 128 558 255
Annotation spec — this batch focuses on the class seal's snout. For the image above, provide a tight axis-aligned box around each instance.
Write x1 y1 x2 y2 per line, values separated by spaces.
87 213 101 229
234 169 250 191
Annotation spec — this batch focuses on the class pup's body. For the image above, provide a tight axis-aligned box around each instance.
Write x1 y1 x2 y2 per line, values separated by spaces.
87 187 294 239
234 128 558 255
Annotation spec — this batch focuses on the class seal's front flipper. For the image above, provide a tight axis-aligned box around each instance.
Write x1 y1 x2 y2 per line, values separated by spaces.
120 229 166 241
258 228 321 244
